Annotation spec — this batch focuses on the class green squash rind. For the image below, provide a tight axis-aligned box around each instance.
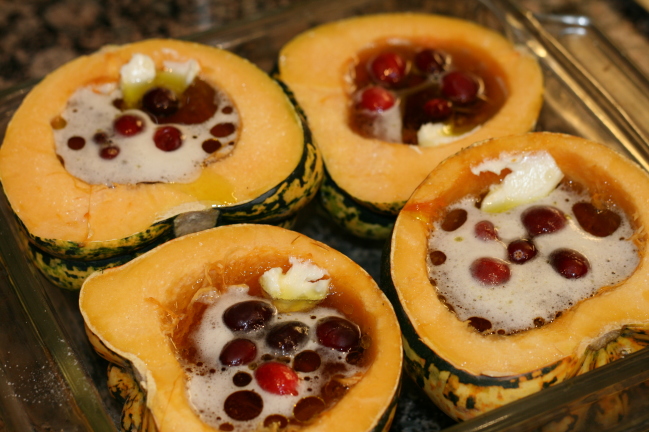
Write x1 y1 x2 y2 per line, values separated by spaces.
379 246 649 421
319 170 396 240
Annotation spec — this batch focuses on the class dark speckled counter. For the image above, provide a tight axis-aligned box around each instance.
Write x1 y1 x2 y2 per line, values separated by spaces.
0 0 648 92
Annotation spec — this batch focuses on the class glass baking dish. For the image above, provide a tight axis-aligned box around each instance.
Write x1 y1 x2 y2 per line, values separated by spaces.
1 0 649 430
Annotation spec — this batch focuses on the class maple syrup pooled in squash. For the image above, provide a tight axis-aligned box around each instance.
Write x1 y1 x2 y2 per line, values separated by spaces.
52 56 241 185
172 259 371 431
428 180 639 335
350 41 507 145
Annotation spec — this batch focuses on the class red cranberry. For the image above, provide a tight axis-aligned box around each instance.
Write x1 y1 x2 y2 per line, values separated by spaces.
99 146 120 160
67 136 85 150
474 220 498 241
255 362 299 396
154 126 183 151
522 206 567 237
423 98 453 121
572 202 622 237
219 339 257 366
470 257 511 286
223 301 274 332
441 71 480 105
441 208 467 231
507 239 537 264
114 114 145 136
316 316 360 352
414 49 448 74
141 87 179 117
369 51 407 86
358 86 396 112
550 248 589 279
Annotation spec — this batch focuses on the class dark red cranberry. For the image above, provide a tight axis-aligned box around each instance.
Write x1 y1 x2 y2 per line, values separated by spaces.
358 86 395 111
572 202 622 237
114 114 145 136
67 136 85 150
441 71 480 105
550 248 589 279
266 321 309 355
223 301 274 332
224 391 263 420
202 139 222 154
210 122 236 138
522 206 567 236
369 51 407 86
474 220 498 241
507 239 537 264
470 257 511 286
316 316 360 352
441 208 468 231
255 362 299 396
294 396 326 422
99 146 120 160
423 98 453 121
154 126 183 151
414 49 447 74
293 350 321 373
141 87 179 117
429 250 447 266
219 338 257 366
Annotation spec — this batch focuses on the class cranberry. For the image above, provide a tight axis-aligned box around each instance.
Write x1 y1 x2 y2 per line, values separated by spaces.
255 362 299 396
474 220 498 241
202 139 222 154
154 126 183 151
67 136 85 150
114 114 145 136
441 71 480 105
572 202 622 237
99 146 120 160
223 301 274 332
316 316 360 352
414 49 447 74
507 239 537 264
358 86 396 112
219 338 257 366
470 257 511 286
423 98 453 121
141 87 179 117
550 248 589 279
266 321 309 355
441 208 467 231
369 51 407 86
224 391 263 420
210 122 236 138
522 206 567 237
293 350 321 373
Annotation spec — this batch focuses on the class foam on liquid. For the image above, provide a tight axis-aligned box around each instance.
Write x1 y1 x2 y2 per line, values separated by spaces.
185 286 366 431
428 186 639 334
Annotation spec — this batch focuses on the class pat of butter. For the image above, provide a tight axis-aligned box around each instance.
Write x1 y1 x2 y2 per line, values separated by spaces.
120 53 156 86
417 122 480 147
472 151 563 213
260 257 329 301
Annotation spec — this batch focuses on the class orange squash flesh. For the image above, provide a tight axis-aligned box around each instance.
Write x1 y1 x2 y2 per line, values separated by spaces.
80 224 403 431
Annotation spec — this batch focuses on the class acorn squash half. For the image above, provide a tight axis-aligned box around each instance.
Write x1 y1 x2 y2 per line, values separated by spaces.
277 13 542 239
382 132 649 421
79 223 402 432
0 39 322 289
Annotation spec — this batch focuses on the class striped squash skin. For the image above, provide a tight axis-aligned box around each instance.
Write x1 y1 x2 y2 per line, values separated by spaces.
319 171 397 240
380 246 649 423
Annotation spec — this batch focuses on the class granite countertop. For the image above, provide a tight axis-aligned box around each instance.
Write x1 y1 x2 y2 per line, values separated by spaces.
0 0 648 92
